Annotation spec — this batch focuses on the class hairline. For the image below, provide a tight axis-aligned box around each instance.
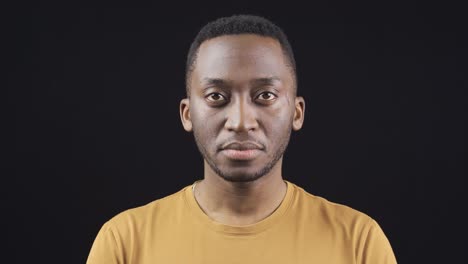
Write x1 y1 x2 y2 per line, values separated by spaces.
185 33 297 98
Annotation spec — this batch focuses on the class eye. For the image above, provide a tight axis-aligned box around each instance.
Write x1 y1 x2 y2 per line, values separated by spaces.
255 91 277 102
206 92 227 102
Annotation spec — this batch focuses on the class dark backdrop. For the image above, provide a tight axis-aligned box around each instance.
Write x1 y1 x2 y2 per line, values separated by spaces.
5 2 466 263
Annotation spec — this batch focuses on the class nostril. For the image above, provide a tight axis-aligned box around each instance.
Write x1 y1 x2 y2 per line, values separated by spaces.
223 100 259 132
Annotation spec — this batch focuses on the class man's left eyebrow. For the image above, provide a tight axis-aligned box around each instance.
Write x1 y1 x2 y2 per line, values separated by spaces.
250 77 281 86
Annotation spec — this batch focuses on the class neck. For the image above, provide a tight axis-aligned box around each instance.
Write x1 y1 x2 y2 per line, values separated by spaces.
193 159 287 226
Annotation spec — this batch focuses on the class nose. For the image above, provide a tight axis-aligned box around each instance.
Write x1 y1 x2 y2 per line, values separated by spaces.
224 97 259 132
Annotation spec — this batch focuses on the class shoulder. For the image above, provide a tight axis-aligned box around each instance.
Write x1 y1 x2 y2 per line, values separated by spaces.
102 186 189 233
290 182 375 231
87 186 192 263
289 182 396 262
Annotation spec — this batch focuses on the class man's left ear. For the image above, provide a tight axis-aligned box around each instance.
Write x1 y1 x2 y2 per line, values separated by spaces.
292 96 305 131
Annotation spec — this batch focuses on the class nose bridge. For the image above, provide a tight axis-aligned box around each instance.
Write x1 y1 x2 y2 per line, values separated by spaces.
225 93 257 132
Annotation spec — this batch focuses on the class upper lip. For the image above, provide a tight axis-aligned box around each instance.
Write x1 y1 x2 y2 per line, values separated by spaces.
221 141 264 151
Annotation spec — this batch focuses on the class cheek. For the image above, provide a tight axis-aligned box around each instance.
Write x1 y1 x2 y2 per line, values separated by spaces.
191 107 221 145
267 102 294 126
263 107 294 141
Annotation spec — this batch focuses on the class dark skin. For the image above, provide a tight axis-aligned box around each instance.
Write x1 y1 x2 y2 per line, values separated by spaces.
180 34 305 226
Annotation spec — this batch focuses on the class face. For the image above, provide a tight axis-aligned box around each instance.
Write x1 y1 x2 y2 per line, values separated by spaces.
180 34 305 183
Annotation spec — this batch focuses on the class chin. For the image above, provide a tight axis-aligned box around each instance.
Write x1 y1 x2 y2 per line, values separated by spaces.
202 148 282 184
213 164 273 183
218 172 263 183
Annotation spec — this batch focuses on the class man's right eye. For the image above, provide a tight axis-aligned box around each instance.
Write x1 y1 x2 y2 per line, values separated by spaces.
206 93 226 102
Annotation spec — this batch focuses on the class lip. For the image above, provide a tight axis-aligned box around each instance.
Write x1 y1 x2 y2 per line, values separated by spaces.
221 149 262 160
219 141 264 161
220 141 264 151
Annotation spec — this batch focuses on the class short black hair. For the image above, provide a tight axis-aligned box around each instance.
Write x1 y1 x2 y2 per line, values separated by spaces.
185 14 297 96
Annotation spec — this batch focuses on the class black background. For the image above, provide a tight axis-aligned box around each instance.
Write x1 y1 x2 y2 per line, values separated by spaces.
5 2 466 263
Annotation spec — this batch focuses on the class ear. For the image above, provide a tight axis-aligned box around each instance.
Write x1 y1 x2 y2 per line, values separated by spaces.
292 96 305 131
180 98 193 132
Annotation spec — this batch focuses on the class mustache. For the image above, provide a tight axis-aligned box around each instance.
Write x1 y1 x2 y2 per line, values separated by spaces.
218 139 266 151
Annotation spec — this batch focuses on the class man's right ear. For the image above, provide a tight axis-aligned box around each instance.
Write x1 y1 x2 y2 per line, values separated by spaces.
179 98 193 132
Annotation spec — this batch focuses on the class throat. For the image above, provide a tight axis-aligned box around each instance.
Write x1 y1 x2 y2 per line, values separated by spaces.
192 179 287 226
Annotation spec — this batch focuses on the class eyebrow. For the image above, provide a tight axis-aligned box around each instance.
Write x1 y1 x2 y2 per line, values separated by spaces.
201 77 281 88
201 78 231 87
250 77 281 86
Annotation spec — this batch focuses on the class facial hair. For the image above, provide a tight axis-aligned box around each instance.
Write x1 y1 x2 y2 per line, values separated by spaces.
193 126 292 183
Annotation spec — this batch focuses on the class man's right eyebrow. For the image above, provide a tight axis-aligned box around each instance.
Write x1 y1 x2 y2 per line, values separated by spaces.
201 78 232 88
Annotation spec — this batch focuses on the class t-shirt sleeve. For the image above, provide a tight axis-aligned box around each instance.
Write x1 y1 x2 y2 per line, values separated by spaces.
356 219 397 264
87 222 124 264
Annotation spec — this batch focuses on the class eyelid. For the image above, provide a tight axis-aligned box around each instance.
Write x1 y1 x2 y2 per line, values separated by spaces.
255 91 278 101
205 92 228 102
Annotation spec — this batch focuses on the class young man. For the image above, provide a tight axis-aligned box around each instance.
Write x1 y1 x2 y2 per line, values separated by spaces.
87 15 397 263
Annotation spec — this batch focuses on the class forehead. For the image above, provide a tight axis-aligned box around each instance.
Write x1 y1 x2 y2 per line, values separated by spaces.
192 34 292 86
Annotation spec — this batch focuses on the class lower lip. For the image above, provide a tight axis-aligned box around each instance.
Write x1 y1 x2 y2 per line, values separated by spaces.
221 149 261 160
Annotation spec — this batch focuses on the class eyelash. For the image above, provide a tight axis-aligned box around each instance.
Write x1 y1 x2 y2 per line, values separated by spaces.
206 93 226 102
257 92 276 101
205 92 277 104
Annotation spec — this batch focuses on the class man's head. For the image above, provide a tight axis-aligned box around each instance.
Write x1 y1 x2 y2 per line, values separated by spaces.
185 15 297 97
180 15 305 183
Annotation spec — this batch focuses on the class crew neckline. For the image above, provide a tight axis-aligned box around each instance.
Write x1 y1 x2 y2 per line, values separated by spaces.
183 180 295 235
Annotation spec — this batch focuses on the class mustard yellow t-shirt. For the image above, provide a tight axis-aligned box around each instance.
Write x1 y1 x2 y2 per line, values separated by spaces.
87 181 397 264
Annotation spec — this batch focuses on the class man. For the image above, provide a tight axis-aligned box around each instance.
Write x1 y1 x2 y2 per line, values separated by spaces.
87 14 397 263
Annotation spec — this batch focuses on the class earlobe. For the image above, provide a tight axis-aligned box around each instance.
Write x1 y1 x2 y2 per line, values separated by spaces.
292 96 305 131
180 98 193 132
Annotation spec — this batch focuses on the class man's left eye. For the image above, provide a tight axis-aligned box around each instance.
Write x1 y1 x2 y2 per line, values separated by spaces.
256 92 277 101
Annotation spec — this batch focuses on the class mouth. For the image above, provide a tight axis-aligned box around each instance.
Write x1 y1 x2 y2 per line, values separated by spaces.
220 149 262 160
219 141 264 161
